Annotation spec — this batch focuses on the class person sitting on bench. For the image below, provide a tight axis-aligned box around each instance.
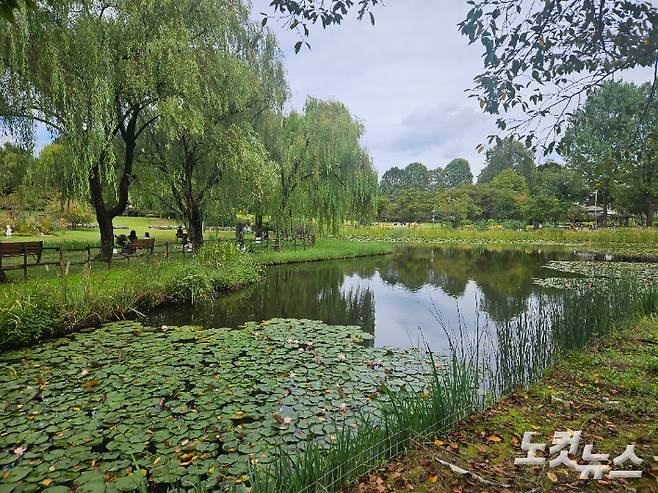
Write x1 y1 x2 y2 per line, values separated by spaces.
128 230 138 242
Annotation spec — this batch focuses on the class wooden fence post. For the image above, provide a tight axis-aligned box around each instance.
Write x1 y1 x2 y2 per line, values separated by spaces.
59 246 65 278
22 243 28 281
86 245 91 268
165 241 169 259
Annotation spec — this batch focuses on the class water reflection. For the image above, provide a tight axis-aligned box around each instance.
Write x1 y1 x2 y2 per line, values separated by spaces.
148 245 574 352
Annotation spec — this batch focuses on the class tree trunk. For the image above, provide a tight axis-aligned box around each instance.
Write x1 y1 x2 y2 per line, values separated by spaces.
254 213 264 237
601 190 608 227
0 269 7 284
185 205 204 252
645 196 654 228
89 167 115 259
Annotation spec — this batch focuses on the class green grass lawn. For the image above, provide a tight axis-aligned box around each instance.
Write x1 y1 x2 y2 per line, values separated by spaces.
2 216 182 245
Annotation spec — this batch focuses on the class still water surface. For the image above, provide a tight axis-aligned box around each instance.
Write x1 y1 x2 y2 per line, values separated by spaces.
148 245 577 352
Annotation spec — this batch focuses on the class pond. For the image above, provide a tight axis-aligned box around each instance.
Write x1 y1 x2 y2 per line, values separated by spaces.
149 245 577 352
2 245 641 492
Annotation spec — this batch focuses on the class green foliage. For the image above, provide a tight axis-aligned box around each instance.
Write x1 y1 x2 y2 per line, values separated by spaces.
48 199 94 229
0 143 33 196
0 318 430 490
378 189 435 223
442 158 473 188
0 255 261 348
459 0 658 150
564 81 658 226
265 98 377 235
435 186 482 225
478 138 535 184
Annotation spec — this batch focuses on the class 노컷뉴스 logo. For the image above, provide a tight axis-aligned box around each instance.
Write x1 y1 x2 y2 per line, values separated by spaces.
514 430 644 480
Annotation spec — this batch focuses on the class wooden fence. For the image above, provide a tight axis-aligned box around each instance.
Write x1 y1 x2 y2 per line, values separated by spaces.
0 235 311 282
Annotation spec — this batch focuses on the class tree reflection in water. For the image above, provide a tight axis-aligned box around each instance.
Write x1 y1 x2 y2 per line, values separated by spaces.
148 245 575 352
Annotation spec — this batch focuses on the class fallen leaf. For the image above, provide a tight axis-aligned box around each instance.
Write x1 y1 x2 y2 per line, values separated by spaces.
434 439 444 446
487 434 502 443
547 471 558 483
428 475 438 483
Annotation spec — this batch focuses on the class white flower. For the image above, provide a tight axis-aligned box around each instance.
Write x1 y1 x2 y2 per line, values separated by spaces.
287 339 294 344
283 416 292 425
306 341 313 347
338 402 348 412
254 331 260 337
434 361 441 368
80 369 89 377
13 446 25 457
289 372 296 380
298 348 305 352
161 325 168 331
293 339 300 344
337 354 346 362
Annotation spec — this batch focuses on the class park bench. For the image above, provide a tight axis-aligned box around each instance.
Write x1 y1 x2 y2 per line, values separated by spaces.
0 241 44 282
0 241 44 264
128 238 155 255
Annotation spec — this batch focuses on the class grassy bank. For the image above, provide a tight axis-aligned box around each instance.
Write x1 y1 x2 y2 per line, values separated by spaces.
0 239 393 349
341 225 658 247
346 316 658 492
249 282 657 493
0 251 260 349
256 238 393 266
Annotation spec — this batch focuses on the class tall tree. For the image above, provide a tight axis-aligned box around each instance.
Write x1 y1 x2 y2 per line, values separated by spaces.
443 158 473 188
145 19 286 250
478 138 536 184
379 166 405 196
268 97 377 235
402 162 430 191
1 0 236 257
562 81 645 225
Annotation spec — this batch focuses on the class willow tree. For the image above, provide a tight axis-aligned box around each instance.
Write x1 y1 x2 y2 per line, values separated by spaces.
144 14 286 250
266 98 378 236
0 0 238 257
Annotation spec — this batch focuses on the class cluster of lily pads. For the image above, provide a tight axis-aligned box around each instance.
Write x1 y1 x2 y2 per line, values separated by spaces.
534 260 658 291
0 319 433 492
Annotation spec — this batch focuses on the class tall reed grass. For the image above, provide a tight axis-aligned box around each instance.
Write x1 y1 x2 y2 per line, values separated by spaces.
250 279 657 493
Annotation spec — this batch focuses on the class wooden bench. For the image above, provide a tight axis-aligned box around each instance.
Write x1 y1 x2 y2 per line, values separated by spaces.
0 241 44 281
0 241 44 263
128 238 155 254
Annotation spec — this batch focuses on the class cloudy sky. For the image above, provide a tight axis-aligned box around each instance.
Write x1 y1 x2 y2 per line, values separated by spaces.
254 0 505 176
6 1 653 179
254 0 655 177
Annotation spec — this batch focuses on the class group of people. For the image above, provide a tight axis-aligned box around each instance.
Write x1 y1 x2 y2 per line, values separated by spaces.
114 230 151 254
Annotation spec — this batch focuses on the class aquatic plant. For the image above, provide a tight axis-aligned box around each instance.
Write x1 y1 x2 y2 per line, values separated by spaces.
0 319 431 491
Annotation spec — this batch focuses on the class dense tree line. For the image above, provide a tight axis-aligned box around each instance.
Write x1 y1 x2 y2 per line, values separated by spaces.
378 81 657 227
0 0 378 254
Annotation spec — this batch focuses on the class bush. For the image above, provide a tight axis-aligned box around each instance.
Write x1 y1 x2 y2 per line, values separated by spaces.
48 199 95 229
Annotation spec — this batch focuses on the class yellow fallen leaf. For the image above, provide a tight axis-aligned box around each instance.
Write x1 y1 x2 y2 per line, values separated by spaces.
547 471 558 483
41 479 53 487
428 475 438 483
487 434 502 443
434 439 444 447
